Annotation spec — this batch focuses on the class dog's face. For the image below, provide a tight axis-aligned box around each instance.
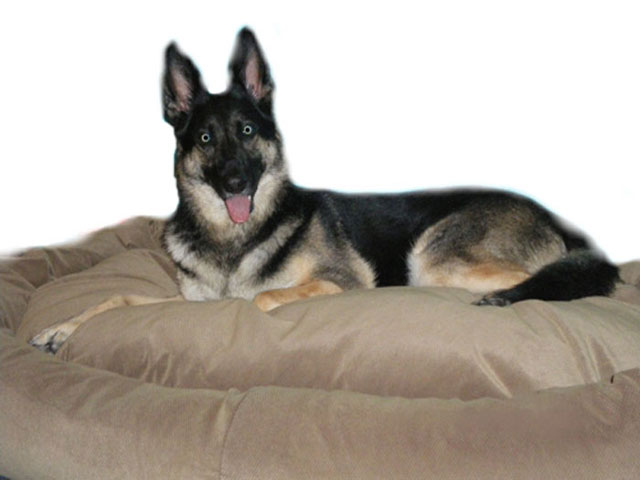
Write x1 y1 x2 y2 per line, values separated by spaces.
162 28 287 227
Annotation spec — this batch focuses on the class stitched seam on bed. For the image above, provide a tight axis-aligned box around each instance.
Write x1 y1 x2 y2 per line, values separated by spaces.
219 389 252 479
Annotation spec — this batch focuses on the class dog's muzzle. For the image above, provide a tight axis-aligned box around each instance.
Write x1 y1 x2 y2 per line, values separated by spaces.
219 163 256 224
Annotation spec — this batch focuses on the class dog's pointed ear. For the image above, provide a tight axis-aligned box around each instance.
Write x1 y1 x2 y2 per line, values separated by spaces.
229 28 274 114
162 42 206 127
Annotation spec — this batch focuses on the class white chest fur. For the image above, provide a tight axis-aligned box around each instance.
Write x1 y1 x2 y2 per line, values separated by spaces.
165 219 303 302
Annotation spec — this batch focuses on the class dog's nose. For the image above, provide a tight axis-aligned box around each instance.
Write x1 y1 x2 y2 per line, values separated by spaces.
222 174 248 194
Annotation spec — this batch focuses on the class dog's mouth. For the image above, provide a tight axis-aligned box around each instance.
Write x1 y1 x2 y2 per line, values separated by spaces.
224 195 253 224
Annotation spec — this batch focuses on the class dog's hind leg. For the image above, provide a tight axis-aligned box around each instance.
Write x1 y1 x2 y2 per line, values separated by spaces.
407 202 619 306
409 257 532 295
29 294 183 354
253 280 344 312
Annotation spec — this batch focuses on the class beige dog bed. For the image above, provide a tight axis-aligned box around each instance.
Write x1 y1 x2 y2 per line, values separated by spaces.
2 217 640 479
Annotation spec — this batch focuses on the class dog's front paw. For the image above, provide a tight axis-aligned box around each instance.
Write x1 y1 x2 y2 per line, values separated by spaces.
29 322 78 354
254 291 283 312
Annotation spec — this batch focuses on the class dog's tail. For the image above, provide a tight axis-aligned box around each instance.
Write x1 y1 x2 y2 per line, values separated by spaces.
478 238 620 306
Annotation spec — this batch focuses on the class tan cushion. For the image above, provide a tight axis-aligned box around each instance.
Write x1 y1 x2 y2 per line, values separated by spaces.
2 331 640 479
12 245 640 400
2 216 640 478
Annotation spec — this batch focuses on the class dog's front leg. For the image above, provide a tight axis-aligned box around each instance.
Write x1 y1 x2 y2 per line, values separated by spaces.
29 294 183 354
254 280 344 312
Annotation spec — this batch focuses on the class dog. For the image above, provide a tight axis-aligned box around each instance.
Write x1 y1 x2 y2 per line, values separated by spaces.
30 27 619 353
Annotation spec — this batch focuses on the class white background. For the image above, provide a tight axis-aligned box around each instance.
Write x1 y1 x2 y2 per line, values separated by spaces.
1 1 638 262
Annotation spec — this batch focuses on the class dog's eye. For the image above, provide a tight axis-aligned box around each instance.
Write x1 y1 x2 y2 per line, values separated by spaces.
200 132 211 144
241 123 255 136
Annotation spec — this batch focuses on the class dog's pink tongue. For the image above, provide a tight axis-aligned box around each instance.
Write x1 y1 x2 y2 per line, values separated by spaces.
225 195 252 224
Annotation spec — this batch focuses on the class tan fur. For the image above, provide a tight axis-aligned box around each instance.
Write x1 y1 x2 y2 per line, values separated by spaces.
408 229 533 293
412 261 530 293
254 280 344 311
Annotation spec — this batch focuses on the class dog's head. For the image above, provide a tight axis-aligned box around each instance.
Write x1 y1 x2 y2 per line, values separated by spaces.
162 28 287 227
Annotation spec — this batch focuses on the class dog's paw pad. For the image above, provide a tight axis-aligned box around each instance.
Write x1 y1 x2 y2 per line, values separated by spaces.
29 324 74 354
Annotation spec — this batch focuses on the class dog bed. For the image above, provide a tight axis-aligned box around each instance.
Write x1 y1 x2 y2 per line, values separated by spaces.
2 217 640 479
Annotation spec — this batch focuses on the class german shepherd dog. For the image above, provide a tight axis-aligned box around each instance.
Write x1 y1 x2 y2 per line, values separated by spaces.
31 28 619 353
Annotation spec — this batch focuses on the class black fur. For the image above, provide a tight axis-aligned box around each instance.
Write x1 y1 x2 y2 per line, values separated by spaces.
256 187 614 290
